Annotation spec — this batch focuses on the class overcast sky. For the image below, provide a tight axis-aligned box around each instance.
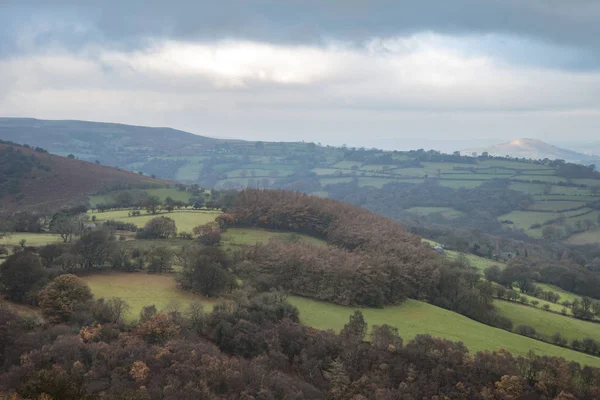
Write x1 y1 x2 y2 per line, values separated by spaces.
1 1 599 151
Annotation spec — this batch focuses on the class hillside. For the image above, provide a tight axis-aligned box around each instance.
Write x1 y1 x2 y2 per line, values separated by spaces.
462 138 599 165
0 143 167 212
3 118 600 249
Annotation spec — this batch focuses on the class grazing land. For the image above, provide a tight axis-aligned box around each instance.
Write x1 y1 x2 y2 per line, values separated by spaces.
81 272 213 321
287 296 600 366
79 271 600 366
0 233 63 247
494 300 600 343
92 209 221 232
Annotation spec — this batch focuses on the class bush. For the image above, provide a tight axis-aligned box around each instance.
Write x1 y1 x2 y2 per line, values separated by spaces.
38 274 93 323
551 332 568 347
103 220 138 232
136 217 177 239
515 324 536 338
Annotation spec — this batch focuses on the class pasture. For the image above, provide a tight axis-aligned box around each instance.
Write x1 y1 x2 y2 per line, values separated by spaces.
495 300 600 343
567 229 600 245
404 207 463 219
222 227 325 247
92 209 221 232
0 233 63 247
89 187 192 206
81 272 214 321
287 296 600 366
80 271 600 366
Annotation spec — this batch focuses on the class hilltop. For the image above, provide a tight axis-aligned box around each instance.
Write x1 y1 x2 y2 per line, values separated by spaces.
0 142 167 212
462 138 599 165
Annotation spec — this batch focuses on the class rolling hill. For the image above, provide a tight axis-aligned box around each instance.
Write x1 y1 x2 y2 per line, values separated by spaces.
0 142 167 212
462 138 599 165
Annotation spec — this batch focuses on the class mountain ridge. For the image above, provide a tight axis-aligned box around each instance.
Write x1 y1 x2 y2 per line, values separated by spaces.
462 138 599 164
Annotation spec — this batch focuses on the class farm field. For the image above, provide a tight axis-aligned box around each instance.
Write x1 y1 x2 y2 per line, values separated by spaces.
529 201 586 211
568 229 600 245
89 187 192 206
222 227 325 247
0 233 63 247
78 271 600 366
404 207 463 219
494 300 600 343
287 296 600 366
534 284 582 304
81 272 214 321
92 209 221 232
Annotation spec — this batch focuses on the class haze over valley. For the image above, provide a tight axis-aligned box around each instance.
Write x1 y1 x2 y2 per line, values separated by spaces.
2 2 600 399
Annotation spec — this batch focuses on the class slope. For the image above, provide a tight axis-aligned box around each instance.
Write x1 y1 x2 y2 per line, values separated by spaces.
463 138 598 164
0 143 167 211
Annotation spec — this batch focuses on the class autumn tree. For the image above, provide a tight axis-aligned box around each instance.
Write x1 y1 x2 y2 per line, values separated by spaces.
38 274 93 323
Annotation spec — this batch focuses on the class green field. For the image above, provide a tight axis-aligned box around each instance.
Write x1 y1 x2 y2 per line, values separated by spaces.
567 229 600 245
0 233 63 247
495 300 600 343
529 201 586 212
89 188 192 206
80 271 600 366
223 227 326 247
93 210 221 232
287 296 600 366
534 284 582 304
405 207 463 219
175 162 203 181
81 272 214 321
438 180 487 189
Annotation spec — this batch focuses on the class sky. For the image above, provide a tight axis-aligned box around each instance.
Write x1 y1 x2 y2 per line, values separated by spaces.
1 1 599 152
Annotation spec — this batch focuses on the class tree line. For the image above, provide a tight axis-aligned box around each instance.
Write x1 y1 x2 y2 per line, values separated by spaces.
1 280 600 399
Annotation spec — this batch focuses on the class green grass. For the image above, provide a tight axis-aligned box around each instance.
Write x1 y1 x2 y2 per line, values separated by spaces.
89 188 191 206
517 175 568 184
93 210 221 232
222 227 325 247
534 284 583 304
79 269 600 366
495 300 600 343
480 160 553 170
320 177 355 185
573 178 600 187
529 201 586 212
405 207 463 219
175 162 203 181
509 182 547 195
81 272 213 321
287 296 600 366
0 233 63 247
567 229 600 245
437 180 487 189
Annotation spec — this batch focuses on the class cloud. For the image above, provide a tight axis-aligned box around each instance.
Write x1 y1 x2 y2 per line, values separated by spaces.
1 1 600 148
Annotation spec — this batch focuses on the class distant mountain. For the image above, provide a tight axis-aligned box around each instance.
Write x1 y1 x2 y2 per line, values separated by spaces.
0 142 167 212
462 138 599 165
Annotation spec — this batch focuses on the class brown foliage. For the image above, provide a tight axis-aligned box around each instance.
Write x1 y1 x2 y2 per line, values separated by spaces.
231 190 442 305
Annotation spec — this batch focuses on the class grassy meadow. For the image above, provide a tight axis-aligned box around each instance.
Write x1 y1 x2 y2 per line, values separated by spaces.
81 272 214 321
495 300 600 343
78 271 600 366
92 209 221 232
0 233 63 247
287 296 600 366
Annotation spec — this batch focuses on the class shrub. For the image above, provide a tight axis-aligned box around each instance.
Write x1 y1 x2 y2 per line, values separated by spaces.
515 324 536 338
136 216 177 239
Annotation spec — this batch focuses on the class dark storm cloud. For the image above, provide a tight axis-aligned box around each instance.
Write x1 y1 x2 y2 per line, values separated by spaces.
1 0 599 68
